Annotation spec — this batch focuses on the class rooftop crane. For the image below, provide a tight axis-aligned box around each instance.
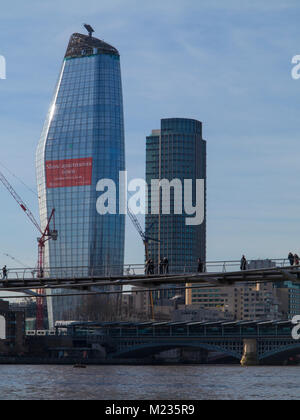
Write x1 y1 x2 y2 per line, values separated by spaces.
127 207 159 320
0 169 58 329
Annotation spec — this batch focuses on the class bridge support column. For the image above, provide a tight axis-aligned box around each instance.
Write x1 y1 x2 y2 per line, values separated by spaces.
241 339 259 366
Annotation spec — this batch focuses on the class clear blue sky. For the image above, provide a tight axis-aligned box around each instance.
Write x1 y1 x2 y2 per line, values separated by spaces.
0 0 300 270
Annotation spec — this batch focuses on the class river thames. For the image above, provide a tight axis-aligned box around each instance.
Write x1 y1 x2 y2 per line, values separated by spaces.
0 365 300 400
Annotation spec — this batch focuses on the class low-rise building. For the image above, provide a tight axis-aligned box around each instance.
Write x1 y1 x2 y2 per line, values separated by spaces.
186 283 280 321
0 300 26 355
186 260 280 320
172 305 233 322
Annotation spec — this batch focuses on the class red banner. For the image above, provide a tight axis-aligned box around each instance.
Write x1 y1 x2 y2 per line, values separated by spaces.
46 158 93 189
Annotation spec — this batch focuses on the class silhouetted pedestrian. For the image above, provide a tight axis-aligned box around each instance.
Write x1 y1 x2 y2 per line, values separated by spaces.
163 257 169 274
240 255 247 271
2 266 7 280
149 259 155 275
198 258 204 273
288 252 294 266
295 254 300 266
159 259 164 275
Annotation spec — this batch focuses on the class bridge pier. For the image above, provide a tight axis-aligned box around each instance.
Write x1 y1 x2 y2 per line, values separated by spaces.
240 339 259 366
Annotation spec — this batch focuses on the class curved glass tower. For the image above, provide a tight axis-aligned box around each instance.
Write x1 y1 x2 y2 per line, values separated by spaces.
36 30 125 326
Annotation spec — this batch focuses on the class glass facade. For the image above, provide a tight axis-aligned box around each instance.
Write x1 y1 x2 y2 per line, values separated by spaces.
146 118 206 298
36 32 125 327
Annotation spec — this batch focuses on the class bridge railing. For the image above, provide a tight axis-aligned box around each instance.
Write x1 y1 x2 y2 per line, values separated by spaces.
0 258 292 280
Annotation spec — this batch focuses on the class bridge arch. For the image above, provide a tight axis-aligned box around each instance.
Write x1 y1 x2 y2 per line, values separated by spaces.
112 341 242 360
260 343 300 363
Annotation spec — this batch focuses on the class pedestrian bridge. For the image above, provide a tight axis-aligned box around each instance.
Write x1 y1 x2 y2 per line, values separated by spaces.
1 258 300 293
66 319 300 365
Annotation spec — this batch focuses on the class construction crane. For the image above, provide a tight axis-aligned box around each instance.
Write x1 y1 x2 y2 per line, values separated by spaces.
127 207 159 261
0 169 58 329
127 207 159 319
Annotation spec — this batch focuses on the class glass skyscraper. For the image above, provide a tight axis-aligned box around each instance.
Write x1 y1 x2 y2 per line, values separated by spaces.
36 30 125 327
146 118 206 298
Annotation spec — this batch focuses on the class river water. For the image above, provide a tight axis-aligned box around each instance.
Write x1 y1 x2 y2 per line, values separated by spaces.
0 365 299 400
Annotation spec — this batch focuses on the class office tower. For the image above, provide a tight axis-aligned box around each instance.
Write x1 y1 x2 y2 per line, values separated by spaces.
36 28 125 326
146 118 206 300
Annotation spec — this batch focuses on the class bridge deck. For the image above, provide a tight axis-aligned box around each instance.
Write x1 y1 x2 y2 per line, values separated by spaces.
1 265 300 292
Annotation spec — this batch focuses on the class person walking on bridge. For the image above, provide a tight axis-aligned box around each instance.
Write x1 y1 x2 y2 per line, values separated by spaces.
145 259 154 275
2 265 7 280
288 252 295 266
163 257 169 275
240 255 247 271
149 259 155 275
198 258 205 273
295 254 300 266
159 259 164 275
